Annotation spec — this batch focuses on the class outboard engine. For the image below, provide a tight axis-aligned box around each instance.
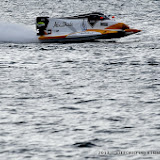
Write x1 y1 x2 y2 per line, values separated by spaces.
36 17 49 35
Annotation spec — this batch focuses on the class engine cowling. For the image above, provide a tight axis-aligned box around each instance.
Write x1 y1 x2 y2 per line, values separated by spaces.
36 17 49 35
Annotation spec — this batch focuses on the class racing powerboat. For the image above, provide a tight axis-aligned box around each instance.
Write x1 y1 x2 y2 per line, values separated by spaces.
36 12 141 43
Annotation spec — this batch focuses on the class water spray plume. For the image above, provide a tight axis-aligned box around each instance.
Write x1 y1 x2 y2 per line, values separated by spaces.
0 22 38 43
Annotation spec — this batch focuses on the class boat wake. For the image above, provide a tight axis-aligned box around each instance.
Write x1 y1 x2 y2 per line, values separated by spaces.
0 22 39 43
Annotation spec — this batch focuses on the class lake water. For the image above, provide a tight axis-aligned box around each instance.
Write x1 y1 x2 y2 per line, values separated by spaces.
0 0 160 160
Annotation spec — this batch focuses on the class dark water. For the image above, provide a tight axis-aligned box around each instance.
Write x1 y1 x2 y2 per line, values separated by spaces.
0 0 160 160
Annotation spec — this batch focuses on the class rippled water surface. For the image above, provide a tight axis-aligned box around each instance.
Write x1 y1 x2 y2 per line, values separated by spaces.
0 0 160 160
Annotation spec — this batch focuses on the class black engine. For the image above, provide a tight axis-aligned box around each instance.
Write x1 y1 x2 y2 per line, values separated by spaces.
36 17 49 35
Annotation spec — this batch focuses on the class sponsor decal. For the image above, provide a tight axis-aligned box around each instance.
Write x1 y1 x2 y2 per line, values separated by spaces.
81 20 87 31
54 21 73 27
101 22 108 26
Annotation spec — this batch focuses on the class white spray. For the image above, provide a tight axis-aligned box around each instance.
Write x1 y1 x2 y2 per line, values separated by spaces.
0 22 39 43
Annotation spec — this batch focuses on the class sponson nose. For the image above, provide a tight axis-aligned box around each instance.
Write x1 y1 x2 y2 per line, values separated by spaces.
125 28 141 33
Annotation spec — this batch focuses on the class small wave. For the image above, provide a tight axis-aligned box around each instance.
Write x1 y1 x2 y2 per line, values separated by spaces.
73 141 96 148
147 58 159 66
59 106 80 110
0 22 39 43
75 99 98 104
107 117 123 122
95 129 130 134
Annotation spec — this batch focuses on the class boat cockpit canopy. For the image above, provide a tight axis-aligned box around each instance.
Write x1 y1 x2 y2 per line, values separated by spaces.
64 12 110 20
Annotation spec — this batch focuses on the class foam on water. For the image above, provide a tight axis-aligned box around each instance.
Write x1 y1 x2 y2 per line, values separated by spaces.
0 22 39 43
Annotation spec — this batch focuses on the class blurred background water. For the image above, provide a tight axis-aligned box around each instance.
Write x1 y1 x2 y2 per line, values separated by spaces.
0 0 160 160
